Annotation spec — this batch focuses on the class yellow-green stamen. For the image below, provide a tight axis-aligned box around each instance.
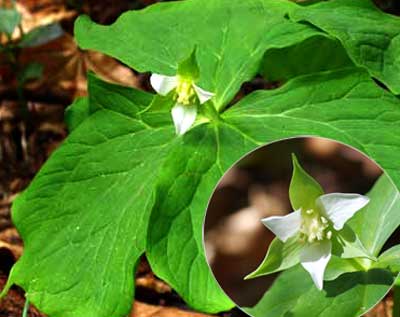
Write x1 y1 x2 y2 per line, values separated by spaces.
175 77 196 105
300 209 332 243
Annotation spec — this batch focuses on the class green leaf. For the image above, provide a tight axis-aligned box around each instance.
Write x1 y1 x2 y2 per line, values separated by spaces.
145 123 238 312
245 236 302 279
5 68 400 317
261 35 354 82
222 68 400 187
0 8 21 36
74 0 321 110
19 23 64 48
244 265 394 317
373 245 400 273
290 0 400 94
1 76 177 316
64 97 90 132
324 256 366 281
17 62 43 84
348 173 400 256
289 154 324 211
87 73 153 115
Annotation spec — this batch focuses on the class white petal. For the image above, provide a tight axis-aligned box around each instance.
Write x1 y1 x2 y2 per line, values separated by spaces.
300 240 332 290
150 73 178 95
171 103 197 135
317 193 369 231
261 209 302 243
193 84 215 104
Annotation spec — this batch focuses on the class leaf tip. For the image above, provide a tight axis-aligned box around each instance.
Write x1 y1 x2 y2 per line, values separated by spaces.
73 14 94 47
291 152 300 170
244 272 256 280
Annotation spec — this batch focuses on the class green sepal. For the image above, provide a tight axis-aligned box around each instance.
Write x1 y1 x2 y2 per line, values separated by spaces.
177 48 199 80
289 154 324 211
245 235 302 279
146 93 176 113
198 101 220 123
331 225 376 261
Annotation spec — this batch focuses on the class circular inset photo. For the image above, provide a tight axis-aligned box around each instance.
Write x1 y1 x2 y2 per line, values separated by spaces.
203 137 399 317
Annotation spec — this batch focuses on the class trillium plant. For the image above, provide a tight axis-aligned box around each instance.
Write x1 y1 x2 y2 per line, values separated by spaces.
1 1 400 317
246 155 370 290
150 52 215 135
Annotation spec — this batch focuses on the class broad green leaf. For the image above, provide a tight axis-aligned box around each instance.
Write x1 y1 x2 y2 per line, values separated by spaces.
244 265 394 317
324 256 367 281
1 76 177 317
373 245 400 273
145 123 238 312
261 35 354 82
0 8 21 36
289 154 324 211
348 173 400 256
5 68 400 317
290 0 400 94
64 97 90 132
19 23 64 48
222 68 400 187
245 236 302 279
74 0 321 110
87 73 152 115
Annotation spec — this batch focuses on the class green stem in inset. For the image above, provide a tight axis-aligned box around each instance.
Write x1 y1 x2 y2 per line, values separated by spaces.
394 283 400 317
22 298 29 317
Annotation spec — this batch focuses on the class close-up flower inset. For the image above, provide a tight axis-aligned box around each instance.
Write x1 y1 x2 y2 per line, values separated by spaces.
203 137 400 316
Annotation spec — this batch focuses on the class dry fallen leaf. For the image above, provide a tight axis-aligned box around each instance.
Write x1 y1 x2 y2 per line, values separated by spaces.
132 301 217 317
0 0 74 44
16 0 76 36
19 33 139 99
1 0 139 101
0 228 23 260
136 274 172 294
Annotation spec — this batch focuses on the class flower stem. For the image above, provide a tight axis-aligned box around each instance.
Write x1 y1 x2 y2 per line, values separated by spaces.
22 298 29 317
394 282 400 317
349 258 369 271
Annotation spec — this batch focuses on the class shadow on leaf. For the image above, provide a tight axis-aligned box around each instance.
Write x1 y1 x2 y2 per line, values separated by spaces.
324 269 394 297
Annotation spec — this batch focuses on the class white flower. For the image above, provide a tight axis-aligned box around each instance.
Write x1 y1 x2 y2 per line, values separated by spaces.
150 73 214 135
262 193 369 290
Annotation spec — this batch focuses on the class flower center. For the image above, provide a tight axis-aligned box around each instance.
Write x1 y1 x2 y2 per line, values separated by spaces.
175 77 196 105
300 209 332 243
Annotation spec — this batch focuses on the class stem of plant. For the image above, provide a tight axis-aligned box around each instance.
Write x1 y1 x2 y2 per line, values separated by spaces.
349 258 368 272
394 284 400 317
22 298 29 317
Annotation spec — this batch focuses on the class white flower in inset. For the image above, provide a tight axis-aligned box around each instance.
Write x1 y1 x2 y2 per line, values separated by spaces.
150 73 214 135
262 193 369 290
